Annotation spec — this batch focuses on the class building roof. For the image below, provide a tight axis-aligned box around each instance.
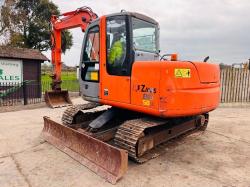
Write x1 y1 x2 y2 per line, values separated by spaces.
0 46 49 61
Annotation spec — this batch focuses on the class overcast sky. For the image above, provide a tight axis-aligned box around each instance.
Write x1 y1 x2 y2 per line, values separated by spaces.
43 0 249 66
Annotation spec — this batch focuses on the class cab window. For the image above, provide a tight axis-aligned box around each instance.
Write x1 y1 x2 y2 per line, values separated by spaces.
132 18 157 53
82 26 100 82
83 26 99 62
106 16 128 75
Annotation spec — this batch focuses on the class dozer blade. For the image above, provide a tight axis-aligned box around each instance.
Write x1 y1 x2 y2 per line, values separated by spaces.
42 116 128 184
45 90 73 108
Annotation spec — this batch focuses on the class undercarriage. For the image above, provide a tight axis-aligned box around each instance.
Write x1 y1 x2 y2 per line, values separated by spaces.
42 103 209 184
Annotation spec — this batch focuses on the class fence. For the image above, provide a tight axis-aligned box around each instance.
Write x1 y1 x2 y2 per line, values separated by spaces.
0 80 79 107
220 68 250 103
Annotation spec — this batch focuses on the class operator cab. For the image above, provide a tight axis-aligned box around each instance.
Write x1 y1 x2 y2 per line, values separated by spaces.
105 12 160 63
80 12 159 102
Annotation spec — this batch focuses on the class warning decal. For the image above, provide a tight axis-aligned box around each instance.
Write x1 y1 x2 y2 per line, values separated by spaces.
90 72 98 81
174 68 191 78
142 99 151 106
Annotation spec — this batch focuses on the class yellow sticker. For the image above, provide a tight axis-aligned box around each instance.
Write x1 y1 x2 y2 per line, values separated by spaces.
175 68 191 78
142 99 151 106
90 72 98 81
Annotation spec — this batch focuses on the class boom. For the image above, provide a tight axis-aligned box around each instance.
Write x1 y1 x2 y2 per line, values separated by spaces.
50 7 97 90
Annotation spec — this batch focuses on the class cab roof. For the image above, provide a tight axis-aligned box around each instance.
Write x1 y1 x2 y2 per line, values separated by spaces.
105 11 159 26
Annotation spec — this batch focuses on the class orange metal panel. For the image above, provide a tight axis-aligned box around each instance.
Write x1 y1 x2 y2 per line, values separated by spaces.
158 61 220 116
191 62 220 83
100 60 220 118
99 16 106 100
131 62 161 110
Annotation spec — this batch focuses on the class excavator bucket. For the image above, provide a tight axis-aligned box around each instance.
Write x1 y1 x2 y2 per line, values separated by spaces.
42 117 128 184
45 90 72 108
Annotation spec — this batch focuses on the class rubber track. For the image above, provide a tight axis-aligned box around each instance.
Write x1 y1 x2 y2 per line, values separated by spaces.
114 118 166 163
61 103 99 126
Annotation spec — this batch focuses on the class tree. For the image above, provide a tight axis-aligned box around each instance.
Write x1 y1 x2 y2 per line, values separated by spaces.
0 0 17 36
1 0 72 53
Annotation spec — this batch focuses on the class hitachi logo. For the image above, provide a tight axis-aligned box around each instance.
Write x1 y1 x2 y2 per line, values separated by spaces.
136 84 157 94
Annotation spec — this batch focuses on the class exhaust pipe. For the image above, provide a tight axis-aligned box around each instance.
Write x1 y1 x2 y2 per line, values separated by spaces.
45 90 73 108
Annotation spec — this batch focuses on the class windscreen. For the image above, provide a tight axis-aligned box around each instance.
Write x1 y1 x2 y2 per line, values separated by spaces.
83 26 99 62
132 18 158 53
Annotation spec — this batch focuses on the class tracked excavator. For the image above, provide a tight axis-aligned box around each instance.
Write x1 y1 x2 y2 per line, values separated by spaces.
42 7 220 184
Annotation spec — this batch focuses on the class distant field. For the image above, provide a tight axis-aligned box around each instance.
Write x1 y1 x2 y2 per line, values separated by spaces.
42 71 77 81
41 71 79 92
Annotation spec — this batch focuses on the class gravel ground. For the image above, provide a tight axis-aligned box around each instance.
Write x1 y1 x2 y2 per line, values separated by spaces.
0 98 250 187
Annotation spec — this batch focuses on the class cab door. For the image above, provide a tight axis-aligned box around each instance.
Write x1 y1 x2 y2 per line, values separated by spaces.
80 23 100 101
100 16 132 104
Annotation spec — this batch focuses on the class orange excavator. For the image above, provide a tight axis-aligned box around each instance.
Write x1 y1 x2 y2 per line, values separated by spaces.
42 7 220 184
